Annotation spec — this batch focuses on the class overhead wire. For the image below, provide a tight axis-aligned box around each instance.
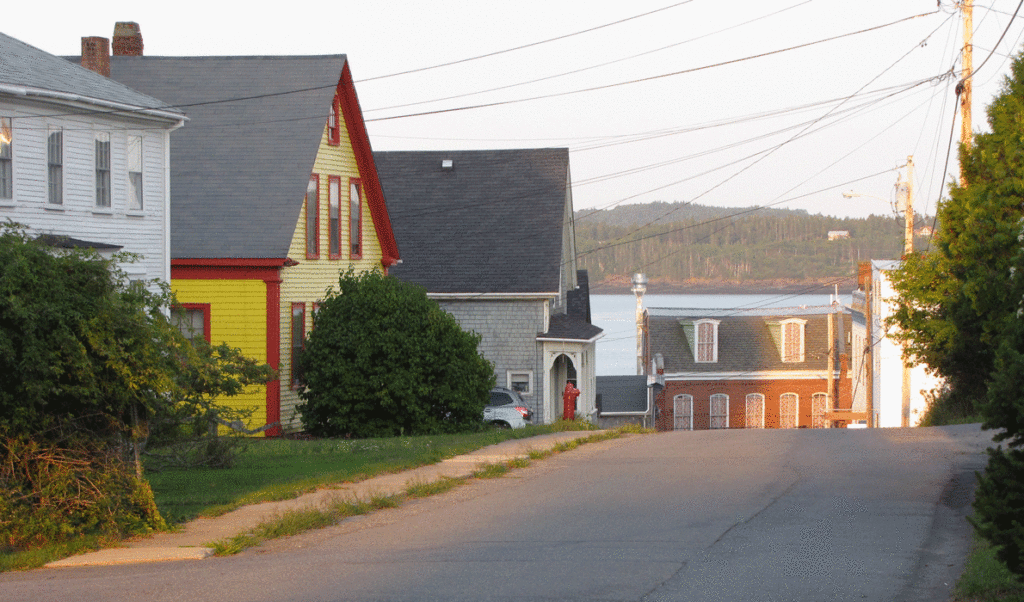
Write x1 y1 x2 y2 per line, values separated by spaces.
365 9 941 123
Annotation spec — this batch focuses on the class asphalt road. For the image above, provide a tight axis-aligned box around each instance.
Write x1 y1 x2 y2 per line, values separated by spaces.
0 424 993 602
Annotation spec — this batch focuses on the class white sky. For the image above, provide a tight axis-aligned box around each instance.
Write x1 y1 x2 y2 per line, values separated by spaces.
8 1 1024 220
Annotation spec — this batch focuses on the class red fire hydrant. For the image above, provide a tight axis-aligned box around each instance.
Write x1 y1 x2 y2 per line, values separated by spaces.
562 381 580 421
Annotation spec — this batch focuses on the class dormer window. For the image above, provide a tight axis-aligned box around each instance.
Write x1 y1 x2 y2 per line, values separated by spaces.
781 318 805 362
679 318 719 363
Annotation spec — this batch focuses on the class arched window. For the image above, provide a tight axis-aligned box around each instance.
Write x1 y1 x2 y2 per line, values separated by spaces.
710 394 729 429
674 394 693 431
780 393 799 429
812 392 829 428
745 393 765 429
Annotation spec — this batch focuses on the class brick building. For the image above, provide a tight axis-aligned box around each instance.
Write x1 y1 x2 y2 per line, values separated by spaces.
644 305 853 430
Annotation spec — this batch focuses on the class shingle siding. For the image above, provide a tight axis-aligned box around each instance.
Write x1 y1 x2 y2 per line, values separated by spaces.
438 298 547 419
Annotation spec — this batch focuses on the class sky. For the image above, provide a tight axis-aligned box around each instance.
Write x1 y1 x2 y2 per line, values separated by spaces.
7 1 1024 221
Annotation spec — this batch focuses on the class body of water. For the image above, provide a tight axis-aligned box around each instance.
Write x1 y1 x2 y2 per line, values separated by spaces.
592 293 850 376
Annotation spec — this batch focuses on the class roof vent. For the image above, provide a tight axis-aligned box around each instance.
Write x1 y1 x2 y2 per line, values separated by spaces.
441 159 453 170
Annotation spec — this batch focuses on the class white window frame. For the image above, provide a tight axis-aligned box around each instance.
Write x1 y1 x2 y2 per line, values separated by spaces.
710 393 729 429
745 393 765 429
780 392 799 429
47 126 62 205
694 319 719 363
507 370 533 395
812 392 829 429
781 318 806 363
127 134 143 211
674 394 693 431
95 131 111 209
0 117 12 201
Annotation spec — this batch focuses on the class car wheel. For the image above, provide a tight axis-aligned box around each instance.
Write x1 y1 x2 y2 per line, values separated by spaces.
491 421 510 430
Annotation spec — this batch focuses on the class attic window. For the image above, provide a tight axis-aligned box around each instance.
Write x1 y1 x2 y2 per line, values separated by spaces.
441 159 453 170
767 318 806 363
328 95 341 146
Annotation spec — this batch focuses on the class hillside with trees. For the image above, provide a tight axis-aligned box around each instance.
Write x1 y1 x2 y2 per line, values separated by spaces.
575 202 926 291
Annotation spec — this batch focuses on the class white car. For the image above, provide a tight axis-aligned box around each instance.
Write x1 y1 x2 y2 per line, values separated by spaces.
483 387 532 429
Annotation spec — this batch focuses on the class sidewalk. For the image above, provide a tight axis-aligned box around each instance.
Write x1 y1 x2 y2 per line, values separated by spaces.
45 430 604 569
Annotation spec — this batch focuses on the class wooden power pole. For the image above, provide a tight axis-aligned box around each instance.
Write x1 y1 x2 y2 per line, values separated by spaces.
960 0 973 187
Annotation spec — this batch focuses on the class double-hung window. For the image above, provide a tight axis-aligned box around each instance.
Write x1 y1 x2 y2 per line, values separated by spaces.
674 394 693 430
694 319 719 363
327 95 341 145
710 394 729 429
306 175 320 258
173 304 210 344
291 303 306 389
745 393 765 429
349 179 362 258
781 319 805 362
0 117 12 200
780 393 799 429
47 127 62 205
95 132 111 208
127 135 143 210
329 176 341 258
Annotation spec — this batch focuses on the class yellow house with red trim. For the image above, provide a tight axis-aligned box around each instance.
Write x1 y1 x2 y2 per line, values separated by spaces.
107 50 399 435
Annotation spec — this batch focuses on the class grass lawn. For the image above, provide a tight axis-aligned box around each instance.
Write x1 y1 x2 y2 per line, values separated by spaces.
954 533 1024 602
147 422 599 523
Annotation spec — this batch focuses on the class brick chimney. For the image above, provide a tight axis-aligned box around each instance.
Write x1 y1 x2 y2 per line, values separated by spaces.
80 37 110 77
112 21 143 56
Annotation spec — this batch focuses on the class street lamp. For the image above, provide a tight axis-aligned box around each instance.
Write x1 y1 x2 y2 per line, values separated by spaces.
842 156 915 257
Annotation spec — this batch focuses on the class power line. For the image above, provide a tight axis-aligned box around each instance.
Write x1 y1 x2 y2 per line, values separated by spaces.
365 10 941 123
356 1 696 83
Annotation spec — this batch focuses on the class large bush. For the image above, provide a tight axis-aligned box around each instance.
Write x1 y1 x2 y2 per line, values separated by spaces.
0 223 273 547
297 270 495 438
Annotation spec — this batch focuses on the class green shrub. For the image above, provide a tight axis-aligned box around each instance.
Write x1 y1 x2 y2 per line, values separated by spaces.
297 269 495 438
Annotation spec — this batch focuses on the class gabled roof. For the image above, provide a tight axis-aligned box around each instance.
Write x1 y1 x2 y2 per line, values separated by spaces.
104 55 396 261
373 149 570 294
0 33 182 121
648 305 849 374
540 313 603 342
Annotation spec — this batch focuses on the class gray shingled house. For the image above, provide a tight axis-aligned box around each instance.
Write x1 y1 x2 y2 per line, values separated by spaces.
374 149 602 424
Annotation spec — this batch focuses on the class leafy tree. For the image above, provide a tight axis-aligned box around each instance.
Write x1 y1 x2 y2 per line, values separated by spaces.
889 51 1024 579
297 269 495 438
0 223 274 547
888 54 1024 417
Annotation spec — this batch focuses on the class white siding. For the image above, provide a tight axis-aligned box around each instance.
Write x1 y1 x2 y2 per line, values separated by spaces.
0 97 174 289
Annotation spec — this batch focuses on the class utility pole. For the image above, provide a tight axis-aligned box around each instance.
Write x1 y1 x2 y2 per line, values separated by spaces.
959 0 973 187
865 272 874 428
904 156 914 256
901 156 914 426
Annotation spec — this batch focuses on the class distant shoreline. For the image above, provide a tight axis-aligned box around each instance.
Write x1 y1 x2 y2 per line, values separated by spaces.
590 277 857 296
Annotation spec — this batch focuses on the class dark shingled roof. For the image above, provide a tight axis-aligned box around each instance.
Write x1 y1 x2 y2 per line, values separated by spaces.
1 33 180 116
374 149 569 294
596 376 649 413
541 313 603 341
648 306 851 374
105 55 348 259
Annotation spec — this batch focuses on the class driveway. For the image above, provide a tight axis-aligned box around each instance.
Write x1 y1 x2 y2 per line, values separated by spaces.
0 424 992 602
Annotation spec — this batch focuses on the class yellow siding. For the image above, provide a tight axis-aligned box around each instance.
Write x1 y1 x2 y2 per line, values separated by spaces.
173 279 268 432
278 115 385 431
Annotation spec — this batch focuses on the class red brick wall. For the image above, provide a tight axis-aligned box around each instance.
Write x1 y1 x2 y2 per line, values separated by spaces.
655 375 851 431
